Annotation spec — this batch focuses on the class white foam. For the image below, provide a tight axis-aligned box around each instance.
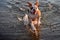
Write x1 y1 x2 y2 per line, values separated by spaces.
6 5 12 8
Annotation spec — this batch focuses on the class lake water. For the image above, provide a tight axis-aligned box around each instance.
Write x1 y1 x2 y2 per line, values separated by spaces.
0 0 60 40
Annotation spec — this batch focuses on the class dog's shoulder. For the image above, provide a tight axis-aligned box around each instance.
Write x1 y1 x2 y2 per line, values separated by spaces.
36 9 41 16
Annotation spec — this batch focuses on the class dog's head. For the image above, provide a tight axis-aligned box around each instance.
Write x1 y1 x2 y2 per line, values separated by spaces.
27 1 39 14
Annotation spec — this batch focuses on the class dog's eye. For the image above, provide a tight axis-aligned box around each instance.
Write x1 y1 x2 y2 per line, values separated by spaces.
31 7 33 10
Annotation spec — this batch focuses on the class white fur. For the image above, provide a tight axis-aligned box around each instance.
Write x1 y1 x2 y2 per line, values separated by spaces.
23 14 36 30
23 14 29 25
38 17 41 25
18 17 22 21
30 22 36 30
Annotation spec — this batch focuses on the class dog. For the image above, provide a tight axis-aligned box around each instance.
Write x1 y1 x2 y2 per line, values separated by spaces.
27 0 41 31
26 0 42 39
18 0 41 39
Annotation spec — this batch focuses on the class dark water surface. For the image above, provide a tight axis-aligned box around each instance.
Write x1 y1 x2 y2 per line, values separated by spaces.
0 0 60 40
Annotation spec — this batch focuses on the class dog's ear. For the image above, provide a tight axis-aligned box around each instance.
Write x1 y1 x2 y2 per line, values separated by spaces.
27 2 32 7
35 0 39 7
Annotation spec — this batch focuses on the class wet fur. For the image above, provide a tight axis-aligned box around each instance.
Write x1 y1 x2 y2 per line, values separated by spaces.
18 0 41 40
27 0 41 39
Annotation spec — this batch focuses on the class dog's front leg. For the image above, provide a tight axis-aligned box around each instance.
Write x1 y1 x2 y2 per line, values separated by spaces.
30 22 39 36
